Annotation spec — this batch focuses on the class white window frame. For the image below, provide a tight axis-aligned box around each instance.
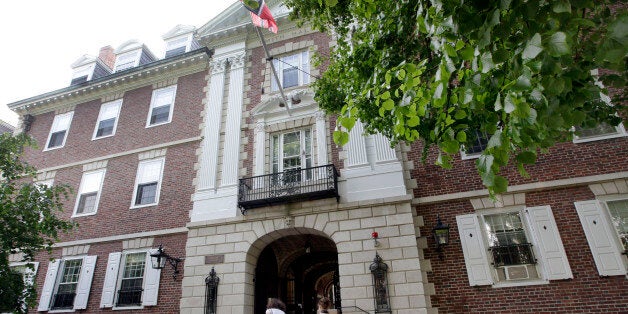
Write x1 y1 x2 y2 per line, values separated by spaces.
131 158 165 209
100 250 160 309
164 34 191 58
38 256 97 312
71 64 94 83
72 169 106 217
457 205 573 288
44 112 74 151
270 127 313 174
572 122 627 143
145 85 177 127
271 50 310 92
575 196 628 276
92 100 122 140
8 261 39 313
461 129 490 160
113 50 140 72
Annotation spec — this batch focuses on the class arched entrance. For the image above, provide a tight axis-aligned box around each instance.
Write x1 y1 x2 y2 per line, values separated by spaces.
254 231 340 314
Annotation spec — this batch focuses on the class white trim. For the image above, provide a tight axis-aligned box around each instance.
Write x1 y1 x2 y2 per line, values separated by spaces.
114 50 141 73
131 158 165 208
145 85 177 127
573 123 627 143
72 169 106 217
44 112 74 151
415 172 628 205
53 227 187 248
92 99 122 140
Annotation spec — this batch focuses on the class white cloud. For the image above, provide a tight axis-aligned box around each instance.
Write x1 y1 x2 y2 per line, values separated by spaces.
0 0 236 127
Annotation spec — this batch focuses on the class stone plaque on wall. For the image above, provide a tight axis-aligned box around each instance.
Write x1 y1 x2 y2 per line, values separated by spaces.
205 254 225 264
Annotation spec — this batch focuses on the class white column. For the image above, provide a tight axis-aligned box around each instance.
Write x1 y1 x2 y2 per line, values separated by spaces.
220 52 246 187
198 58 227 190
315 111 328 166
373 133 397 162
346 120 368 167
253 121 266 177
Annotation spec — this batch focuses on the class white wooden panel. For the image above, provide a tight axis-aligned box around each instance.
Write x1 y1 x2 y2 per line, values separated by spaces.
525 206 573 280
100 252 121 308
456 214 494 286
74 255 97 309
38 260 60 311
142 251 161 306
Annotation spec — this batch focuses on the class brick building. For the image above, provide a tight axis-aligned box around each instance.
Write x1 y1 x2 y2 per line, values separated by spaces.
8 25 210 313
6 1 627 313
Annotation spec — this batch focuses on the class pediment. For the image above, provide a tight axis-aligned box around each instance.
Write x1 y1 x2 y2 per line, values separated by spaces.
252 87 316 119
162 24 196 40
197 0 291 40
71 55 97 68
115 40 143 54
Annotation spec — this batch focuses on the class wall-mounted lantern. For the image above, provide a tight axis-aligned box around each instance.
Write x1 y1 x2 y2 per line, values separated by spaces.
369 253 391 313
205 267 220 314
149 244 183 279
372 231 380 247
432 215 450 260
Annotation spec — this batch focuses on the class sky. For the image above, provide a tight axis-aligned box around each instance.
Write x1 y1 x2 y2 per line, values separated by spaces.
0 0 237 127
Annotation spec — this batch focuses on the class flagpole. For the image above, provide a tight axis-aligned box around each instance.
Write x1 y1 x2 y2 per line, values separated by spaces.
254 26 291 116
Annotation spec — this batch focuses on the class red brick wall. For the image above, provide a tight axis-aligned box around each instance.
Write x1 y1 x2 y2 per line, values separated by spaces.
417 186 628 313
23 70 207 169
411 137 628 198
31 233 187 314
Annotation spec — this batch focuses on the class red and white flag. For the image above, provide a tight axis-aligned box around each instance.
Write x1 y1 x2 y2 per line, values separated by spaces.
241 0 278 33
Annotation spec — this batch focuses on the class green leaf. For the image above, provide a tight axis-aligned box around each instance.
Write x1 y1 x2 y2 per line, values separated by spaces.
487 130 502 149
494 93 502 111
340 116 356 130
456 131 467 142
552 0 571 14
440 140 460 154
481 52 495 73
333 130 349 146
516 151 537 164
547 32 571 56
460 46 475 61
504 93 516 113
325 0 338 6
493 175 509 194
407 115 420 127
522 33 543 60
454 110 467 119
383 99 395 110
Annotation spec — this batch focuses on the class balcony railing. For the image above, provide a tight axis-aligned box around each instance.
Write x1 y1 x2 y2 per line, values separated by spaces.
238 164 339 212
489 243 536 267
116 288 143 307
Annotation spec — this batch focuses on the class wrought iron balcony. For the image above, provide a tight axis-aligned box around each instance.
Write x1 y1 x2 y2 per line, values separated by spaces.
238 164 339 212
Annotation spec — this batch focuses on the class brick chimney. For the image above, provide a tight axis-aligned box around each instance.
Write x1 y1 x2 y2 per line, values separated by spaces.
98 46 115 70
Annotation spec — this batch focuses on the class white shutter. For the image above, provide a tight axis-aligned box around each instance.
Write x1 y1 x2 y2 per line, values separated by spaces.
456 214 494 286
525 206 573 280
142 251 161 306
74 255 97 310
100 252 121 308
575 200 627 276
38 260 60 311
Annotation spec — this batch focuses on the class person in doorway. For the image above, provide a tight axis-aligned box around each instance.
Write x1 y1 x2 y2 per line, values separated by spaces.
316 297 338 314
266 298 287 314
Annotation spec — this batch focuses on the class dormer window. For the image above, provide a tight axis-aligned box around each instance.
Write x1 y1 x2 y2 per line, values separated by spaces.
71 65 92 85
162 25 199 58
70 55 112 85
114 51 140 72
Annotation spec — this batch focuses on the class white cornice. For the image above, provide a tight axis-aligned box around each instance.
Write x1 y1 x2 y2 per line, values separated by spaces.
9 52 210 114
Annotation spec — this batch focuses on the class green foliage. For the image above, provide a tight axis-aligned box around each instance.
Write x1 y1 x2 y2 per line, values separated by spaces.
0 133 75 313
285 0 627 195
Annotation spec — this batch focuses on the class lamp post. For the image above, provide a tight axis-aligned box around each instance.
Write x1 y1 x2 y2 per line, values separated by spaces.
149 244 183 279
432 215 450 260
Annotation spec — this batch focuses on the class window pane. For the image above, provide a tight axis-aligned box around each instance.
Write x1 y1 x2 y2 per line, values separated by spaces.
52 259 82 309
117 253 145 307
575 123 618 138
150 105 170 125
484 212 534 266
282 132 300 157
282 67 299 88
48 131 66 148
272 135 279 174
135 182 157 205
607 199 628 252
465 130 489 155
96 118 115 137
77 192 98 214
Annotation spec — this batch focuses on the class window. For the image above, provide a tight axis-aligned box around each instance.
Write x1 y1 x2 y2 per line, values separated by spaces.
271 51 310 91
45 112 73 150
93 100 122 139
70 65 92 85
271 129 313 182
461 129 490 159
164 36 189 58
100 251 161 308
3 262 39 313
146 86 177 127
114 51 140 72
73 169 105 216
575 198 628 276
132 158 164 207
573 122 627 143
456 205 572 287
38 256 97 311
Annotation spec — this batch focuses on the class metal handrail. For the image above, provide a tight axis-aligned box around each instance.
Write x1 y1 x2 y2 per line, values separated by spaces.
340 305 371 313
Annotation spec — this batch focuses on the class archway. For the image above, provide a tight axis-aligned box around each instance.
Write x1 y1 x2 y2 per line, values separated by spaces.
253 231 340 314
